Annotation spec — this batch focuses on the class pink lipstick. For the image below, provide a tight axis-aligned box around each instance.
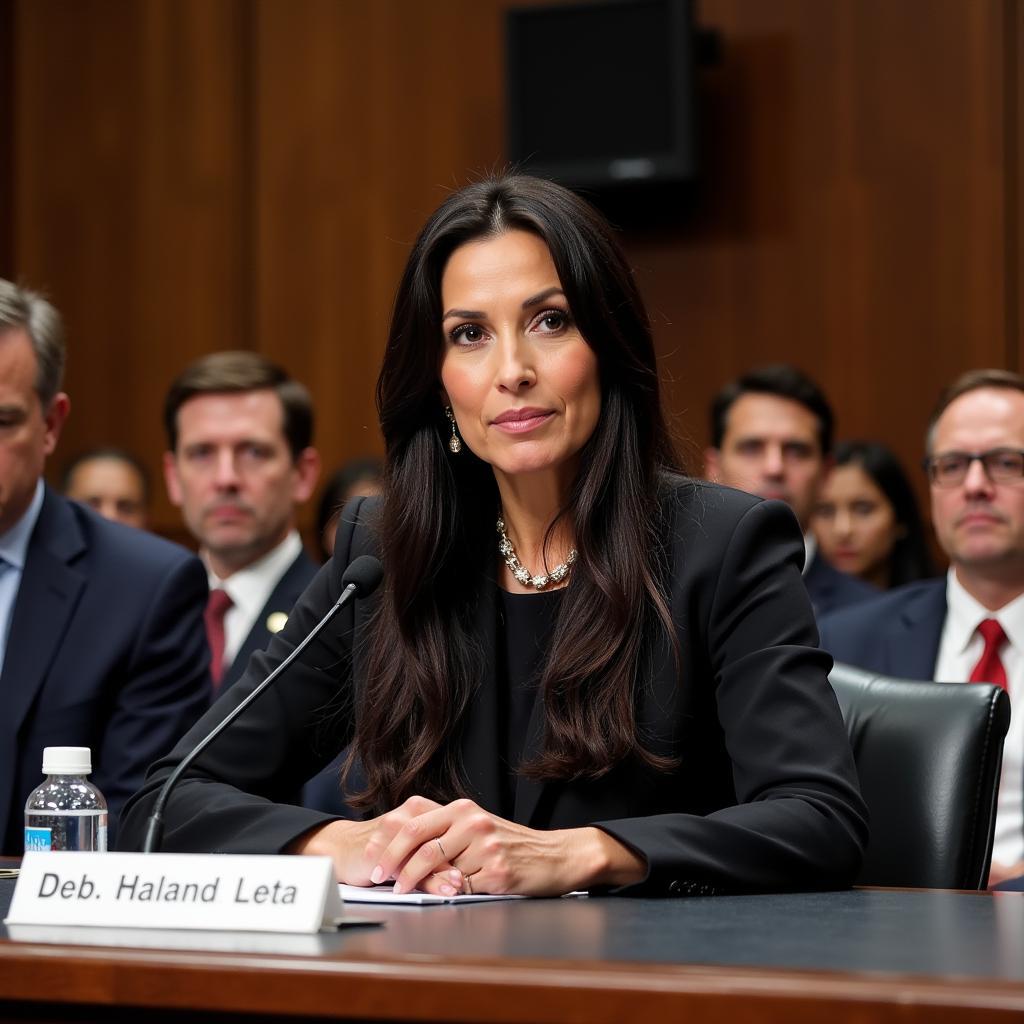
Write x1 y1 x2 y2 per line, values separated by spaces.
491 407 554 434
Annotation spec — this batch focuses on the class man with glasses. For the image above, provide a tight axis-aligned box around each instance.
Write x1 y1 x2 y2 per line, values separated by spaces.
820 368 1024 885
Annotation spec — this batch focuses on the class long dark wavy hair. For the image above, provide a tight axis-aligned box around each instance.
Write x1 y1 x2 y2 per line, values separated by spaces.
833 440 935 587
348 175 681 812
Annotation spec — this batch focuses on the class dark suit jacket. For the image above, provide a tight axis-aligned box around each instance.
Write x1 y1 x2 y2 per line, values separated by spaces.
0 489 211 853
220 549 320 692
118 480 868 895
803 550 879 619
817 578 947 679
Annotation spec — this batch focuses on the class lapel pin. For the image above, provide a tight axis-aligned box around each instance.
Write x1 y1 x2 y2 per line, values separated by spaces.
266 612 289 634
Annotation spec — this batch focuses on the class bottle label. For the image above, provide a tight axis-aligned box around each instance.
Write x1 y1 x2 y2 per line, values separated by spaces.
24 827 52 852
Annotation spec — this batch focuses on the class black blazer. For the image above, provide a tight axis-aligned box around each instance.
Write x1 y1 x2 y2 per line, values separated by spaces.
1 489 211 853
220 549 320 692
119 480 867 895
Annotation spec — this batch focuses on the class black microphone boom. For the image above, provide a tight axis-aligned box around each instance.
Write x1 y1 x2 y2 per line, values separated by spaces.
141 554 383 853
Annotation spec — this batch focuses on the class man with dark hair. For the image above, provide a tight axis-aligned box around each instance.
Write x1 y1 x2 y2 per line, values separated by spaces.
821 368 1024 885
0 278 208 853
163 351 321 692
62 446 150 529
705 365 875 616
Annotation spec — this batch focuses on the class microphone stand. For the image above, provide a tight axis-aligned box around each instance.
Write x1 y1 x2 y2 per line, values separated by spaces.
142 582 357 854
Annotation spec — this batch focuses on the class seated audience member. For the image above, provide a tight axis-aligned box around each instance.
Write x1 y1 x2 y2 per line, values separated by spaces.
812 440 935 590
820 369 1024 886
120 175 867 897
61 446 150 529
316 456 383 561
163 352 321 693
0 279 209 853
704 365 877 616
306 456 383 812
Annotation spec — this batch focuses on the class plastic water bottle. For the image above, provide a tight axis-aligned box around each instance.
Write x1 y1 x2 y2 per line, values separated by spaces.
24 746 108 852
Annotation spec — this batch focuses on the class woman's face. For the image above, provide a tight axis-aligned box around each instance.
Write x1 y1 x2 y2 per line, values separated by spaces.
439 230 601 490
813 463 902 581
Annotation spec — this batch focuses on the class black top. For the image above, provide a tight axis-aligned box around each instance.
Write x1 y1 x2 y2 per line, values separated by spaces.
118 479 868 897
497 587 563 815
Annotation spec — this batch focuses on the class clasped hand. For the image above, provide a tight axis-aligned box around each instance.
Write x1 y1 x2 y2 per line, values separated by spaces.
291 795 642 897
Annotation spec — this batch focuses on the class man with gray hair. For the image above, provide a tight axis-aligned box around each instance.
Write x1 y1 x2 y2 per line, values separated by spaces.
0 278 210 854
821 368 1024 885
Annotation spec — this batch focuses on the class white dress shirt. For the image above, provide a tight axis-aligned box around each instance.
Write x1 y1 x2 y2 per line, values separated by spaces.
0 480 45 679
935 568 1024 872
204 531 303 672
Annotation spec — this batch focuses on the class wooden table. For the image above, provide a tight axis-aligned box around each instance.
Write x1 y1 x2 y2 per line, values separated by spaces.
2 881 1024 1023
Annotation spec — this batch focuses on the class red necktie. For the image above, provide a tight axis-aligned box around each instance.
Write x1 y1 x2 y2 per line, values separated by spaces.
204 589 234 690
968 618 1008 691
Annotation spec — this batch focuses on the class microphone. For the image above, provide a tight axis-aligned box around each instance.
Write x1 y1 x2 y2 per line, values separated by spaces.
142 554 383 853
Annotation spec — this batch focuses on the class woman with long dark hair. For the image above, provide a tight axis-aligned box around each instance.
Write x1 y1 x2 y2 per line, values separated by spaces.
120 176 866 896
813 440 935 590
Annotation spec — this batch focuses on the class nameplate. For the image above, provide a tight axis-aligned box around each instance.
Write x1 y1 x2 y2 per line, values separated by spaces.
5 852 344 934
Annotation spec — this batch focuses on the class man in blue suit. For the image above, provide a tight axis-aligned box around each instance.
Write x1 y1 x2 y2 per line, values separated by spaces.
705 365 876 617
0 280 210 853
162 352 321 693
821 369 1024 886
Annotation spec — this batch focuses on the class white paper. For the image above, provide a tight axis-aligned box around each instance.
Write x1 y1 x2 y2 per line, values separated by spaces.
339 882 524 905
339 883 586 905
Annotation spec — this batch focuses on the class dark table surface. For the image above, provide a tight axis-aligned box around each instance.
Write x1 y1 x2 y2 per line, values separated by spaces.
3 876 1024 983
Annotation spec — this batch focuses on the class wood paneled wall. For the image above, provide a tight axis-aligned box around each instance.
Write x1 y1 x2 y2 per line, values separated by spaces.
654 0 1011 478
9 0 250 538
0 0 15 279
4 0 1020 538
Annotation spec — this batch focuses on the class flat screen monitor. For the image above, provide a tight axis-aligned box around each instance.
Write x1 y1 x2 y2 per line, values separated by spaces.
506 0 697 191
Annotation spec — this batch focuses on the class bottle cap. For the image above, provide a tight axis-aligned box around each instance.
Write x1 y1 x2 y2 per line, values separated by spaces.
42 747 92 775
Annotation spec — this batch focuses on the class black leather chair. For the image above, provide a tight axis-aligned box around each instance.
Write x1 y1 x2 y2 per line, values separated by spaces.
829 661 1010 890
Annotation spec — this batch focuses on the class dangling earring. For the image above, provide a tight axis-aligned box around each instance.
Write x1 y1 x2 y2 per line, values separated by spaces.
445 407 462 454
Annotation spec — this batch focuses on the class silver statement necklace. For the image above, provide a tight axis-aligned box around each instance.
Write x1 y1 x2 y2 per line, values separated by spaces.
496 514 577 591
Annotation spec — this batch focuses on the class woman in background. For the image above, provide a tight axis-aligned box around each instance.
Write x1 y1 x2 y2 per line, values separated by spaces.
316 457 384 561
120 175 866 897
813 440 935 590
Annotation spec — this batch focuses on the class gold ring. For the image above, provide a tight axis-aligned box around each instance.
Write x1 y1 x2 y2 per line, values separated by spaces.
464 873 474 895
435 838 446 860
